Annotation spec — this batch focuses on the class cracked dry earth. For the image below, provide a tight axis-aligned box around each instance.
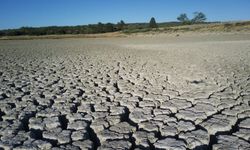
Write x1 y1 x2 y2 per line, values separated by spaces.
0 33 250 150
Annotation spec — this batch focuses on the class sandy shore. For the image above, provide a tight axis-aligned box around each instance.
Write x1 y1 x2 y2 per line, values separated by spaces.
0 32 250 149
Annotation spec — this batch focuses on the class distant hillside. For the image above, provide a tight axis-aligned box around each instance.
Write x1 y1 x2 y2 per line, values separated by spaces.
123 21 250 34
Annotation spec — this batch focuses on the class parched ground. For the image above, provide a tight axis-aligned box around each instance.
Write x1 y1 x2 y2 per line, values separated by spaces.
0 32 250 150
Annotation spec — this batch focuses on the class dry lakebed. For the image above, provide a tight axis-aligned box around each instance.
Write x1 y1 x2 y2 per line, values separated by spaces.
0 32 250 150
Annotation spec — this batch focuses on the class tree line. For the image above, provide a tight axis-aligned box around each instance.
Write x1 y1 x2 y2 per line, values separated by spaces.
0 21 126 36
0 12 206 36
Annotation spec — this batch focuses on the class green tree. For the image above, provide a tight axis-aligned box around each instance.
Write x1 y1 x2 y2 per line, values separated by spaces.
117 20 126 30
177 13 190 24
104 23 115 32
97 22 104 33
192 12 207 23
149 17 158 28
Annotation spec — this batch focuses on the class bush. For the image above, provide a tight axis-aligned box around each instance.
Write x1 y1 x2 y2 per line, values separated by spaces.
234 21 250 26
117 20 126 30
223 23 233 28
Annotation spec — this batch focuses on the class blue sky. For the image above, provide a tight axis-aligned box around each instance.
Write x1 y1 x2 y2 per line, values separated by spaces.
1 0 250 29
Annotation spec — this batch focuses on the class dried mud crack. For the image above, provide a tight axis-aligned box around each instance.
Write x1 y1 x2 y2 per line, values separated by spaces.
0 33 250 149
